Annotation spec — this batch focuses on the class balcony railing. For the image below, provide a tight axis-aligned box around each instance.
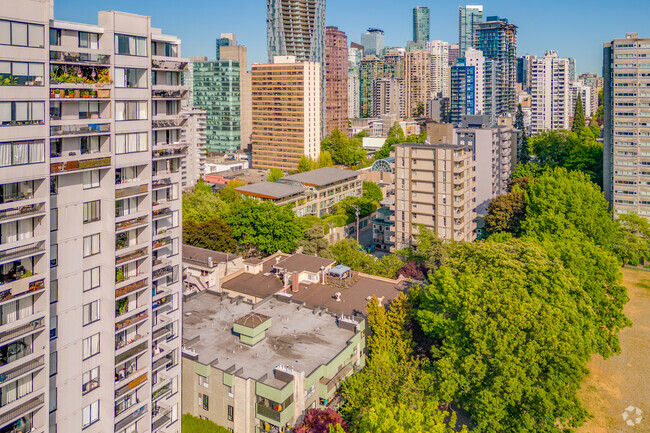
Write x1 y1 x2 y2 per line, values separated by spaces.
115 342 148 364
153 147 187 159
0 242 45 264
0 355 44 384
0 278 45 303
0 317 44 345
115 311 148 332
116 216 148 232
151 59 188 71
152 208 172 220
51 156 111 174
0 203 46 223
50 123 110 137
116 184 148 199
116 248 148 265
152 118 186 129
256 404 282 422
152 266 173 281
50 51 110 65
0 393 44 426
114 403 147 431
115 278 148 299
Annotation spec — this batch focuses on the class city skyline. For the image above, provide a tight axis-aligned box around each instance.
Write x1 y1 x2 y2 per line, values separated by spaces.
53 0 650 74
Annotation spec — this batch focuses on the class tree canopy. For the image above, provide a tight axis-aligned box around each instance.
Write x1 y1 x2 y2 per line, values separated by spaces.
267 168 284 182
374 122 405 160
183 218 238 253
572 94 585 133
321 129 367 166
292 408 349 433
225 199 302 256
416 240 595 432
182 179 230 223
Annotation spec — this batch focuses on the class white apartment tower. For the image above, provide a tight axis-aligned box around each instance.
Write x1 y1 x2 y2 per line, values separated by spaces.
179 107 207 188
530 51 571 133
0 2 185 433
427 40 450 99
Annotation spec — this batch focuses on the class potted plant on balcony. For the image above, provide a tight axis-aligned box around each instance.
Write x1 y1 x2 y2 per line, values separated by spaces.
117 298 128 316
116 268 125 283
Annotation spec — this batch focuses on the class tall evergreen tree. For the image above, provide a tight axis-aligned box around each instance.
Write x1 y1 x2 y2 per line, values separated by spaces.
572 94 585 133
515 104 530 163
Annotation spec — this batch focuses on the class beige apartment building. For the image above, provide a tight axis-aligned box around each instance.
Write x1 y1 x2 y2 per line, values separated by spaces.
0 2 185 432
393 136 476 249
235 167 362 217
251 57 321 171
405 50 430 117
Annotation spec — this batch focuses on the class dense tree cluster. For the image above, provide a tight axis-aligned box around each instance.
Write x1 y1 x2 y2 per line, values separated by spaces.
321 129 367 166
292 409 349 433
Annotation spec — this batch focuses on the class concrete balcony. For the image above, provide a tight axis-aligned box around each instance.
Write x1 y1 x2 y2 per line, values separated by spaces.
0 317 45 346
0 241 46 266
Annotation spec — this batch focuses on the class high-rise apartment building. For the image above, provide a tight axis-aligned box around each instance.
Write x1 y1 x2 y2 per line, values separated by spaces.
180 107 207 187
372 78 406 117
215 33 235 60
570 82 595 118
0 2 186 433
427 41 450 99
458 5 483 56
530 51 571 133
251 57 321 171
266 0 325 65
413 7 430 45
325 27 349 135
603 33 650 218
476 16 518 116
516 55 536 93
393 134 476 249
450 48 497 125
348 43 363 119
361 28 385 57
359 56 384 118
405 50 430 117
190 37 251 154
448 43 460 67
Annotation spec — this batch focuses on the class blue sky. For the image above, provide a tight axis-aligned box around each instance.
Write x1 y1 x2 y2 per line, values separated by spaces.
54 0 650 74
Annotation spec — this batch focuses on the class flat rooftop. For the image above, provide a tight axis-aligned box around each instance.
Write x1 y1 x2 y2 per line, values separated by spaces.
183 245 240 268
274 254 335 274
235 182 305 200
279 167 359 187
221 271 283 299
289 276 408 316
183 294 358 386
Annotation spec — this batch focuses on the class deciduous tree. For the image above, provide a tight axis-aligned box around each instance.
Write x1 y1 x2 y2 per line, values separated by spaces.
183 218 238 253
267 168 284 182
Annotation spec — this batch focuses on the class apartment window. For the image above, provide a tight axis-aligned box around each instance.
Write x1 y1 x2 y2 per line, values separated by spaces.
0 61 44 86
197 375 209 388
115 166 138 184
0 101 45 127
82 170 100 189
0 374 34 406
115 132 147 154
50 244 57 268
49 315 57 340
115 34 146 56
115 197 138 217
50 177 58 195
83 233 100 257
0 219 34 244
81 136 100 155
0 140 44 167
50 208 58 231
198 393 209 411
50 279 58 303
115 68 147 88
115 101 147 121
83 267 100 291
82 333 100 359
83 200 101 223
82 366 99 394
49 387 56 412
227 405 234 421
78 101 100 120
0 20 44 47
81 400 99 428
0 297 34 325
78 32 99 49
49 352 57 376
82 300 100 325
49 28 60 46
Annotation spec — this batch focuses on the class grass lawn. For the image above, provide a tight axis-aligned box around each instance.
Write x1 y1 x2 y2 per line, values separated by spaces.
576 267 650 433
